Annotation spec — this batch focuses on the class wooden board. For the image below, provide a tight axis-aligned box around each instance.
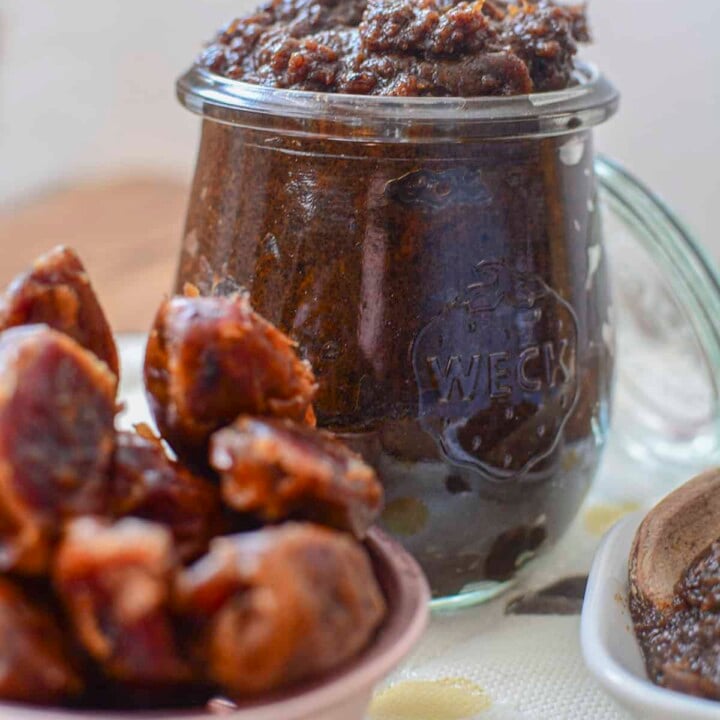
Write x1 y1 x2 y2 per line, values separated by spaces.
0 177 188 333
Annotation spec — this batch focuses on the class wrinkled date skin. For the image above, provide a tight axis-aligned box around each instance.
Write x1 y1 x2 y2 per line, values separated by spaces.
210 416 383 538
0 326 116 574
54 518 193 688
0 577 83 704
112 431 222 563
144 295 317 464
0 246 119 378
175 523 386 695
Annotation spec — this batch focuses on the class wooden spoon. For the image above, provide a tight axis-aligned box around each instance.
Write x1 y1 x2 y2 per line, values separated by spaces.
629 467 720 613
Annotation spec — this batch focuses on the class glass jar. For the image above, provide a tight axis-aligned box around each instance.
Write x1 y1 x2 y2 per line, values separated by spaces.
175 63 619 606
596 157 720 490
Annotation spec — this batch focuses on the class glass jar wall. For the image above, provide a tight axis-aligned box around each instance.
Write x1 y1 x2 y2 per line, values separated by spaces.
175 64 619 605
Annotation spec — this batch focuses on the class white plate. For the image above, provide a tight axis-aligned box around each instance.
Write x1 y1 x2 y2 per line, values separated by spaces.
581 513 720 719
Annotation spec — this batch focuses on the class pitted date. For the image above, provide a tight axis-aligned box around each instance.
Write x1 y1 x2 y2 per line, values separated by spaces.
175 523 385 695
0 246 119 378
0 577 83 704
210 417 382 538
0 326 116 574
54 517 192 687
111 431 221 563
144 295 317 464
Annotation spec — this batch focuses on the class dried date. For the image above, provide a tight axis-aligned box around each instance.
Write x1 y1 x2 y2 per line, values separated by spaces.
111 431 221 563
0 326 116 573
144 294 317 463
54 517 192 687
210 416 382 538
0 246 119 378
0 577 83 704
175 523 386 695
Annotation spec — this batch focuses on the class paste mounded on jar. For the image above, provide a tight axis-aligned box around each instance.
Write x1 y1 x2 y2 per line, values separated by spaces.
199 0 589 96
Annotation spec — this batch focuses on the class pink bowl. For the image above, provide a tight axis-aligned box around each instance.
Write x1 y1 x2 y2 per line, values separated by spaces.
0 528 429 720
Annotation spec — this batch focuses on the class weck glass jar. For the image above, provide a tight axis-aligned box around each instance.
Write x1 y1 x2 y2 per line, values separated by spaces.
175 62 619 606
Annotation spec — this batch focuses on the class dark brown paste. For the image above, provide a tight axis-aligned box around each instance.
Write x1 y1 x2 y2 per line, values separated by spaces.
198 0 590 96
632 540 720 700
176 120 611 597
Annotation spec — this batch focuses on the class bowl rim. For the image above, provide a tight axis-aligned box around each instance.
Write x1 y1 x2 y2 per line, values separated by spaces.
0 527 430 720
581 513 720 719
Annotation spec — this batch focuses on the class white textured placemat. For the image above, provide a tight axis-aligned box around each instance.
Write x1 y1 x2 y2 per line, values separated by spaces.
373 529 631 720
117 335 665 720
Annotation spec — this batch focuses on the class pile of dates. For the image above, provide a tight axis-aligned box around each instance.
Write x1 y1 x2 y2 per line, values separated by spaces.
0 247 385 710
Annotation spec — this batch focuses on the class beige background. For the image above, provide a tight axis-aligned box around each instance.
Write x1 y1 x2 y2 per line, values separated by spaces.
1 0 719 253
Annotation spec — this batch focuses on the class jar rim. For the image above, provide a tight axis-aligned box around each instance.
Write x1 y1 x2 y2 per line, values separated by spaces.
176 60 619 142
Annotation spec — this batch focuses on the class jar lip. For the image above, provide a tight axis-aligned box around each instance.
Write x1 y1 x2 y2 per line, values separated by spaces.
177 60 619 141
